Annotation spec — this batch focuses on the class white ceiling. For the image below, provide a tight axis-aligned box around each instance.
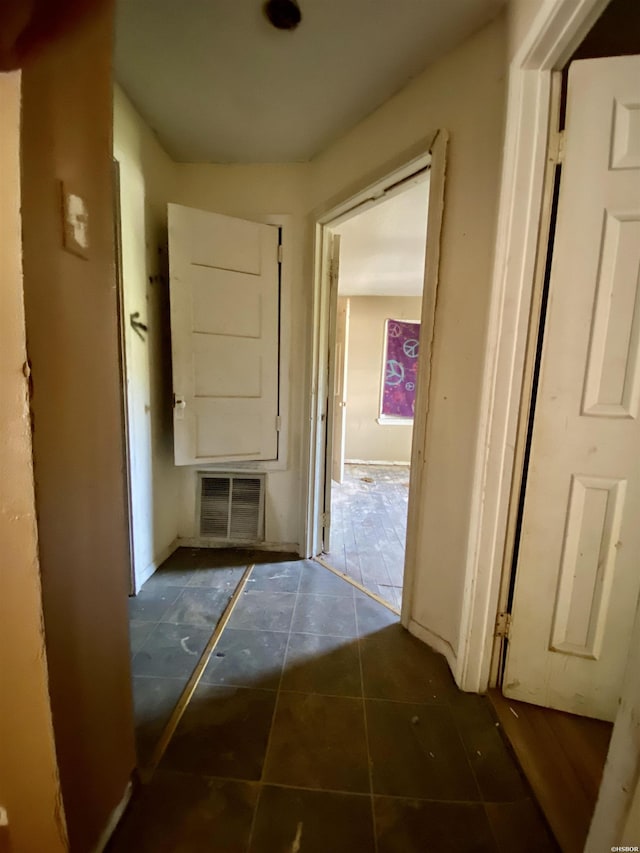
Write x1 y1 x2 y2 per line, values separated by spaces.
335 178 429 297
115 0 504 163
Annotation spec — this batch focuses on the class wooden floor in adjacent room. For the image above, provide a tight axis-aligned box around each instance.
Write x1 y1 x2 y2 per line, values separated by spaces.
324 463 409 610
488 689 613 853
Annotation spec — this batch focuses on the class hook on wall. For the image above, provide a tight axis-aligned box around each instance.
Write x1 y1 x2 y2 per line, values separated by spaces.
130 311 148 341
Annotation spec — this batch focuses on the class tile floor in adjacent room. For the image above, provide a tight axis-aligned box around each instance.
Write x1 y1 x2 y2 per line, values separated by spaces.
111 554 558 853
326 463 409 610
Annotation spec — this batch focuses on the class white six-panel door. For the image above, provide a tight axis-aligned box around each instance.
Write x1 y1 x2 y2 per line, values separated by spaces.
504 55 640 721
168 203 280 465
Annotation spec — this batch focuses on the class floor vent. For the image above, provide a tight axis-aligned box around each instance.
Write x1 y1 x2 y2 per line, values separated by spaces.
198 473 265 543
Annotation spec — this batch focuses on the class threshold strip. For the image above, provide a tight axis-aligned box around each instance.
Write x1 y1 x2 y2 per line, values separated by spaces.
144 563 255 778
313 555 401 616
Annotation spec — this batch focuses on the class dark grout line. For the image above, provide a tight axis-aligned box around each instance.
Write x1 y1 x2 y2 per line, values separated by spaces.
246 556 304 850
253 780 490 805
281 629 359 639
130 673 192 680
295 591 359 598
238 589 298 595
354 585 379 853
362 694 453 706
133 762 504 807
277 687 362 700
198 684 281 695
448 702 487 814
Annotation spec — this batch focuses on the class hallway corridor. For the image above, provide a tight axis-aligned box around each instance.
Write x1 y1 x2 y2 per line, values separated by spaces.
110 553 556 852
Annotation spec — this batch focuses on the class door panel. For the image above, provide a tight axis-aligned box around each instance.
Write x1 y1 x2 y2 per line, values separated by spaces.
504 55 640 721
168 203 279 465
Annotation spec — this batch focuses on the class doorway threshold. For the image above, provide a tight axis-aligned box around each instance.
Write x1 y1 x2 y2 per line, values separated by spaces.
488 689 612 853
314 555 400 616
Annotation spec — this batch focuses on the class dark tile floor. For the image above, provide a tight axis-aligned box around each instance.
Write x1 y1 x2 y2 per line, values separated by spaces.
327 464 409 610
128 548 297 767
112 556 557 852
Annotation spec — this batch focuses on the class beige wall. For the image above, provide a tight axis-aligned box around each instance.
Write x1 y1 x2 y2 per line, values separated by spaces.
310 14 508 657
623 777 640 842
507 0 545 59
20 7 135 850
0 72 68 853
114 85 181 588
345 296 422 464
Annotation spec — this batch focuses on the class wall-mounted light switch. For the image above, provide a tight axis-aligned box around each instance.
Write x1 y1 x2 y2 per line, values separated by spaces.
60 181 89 259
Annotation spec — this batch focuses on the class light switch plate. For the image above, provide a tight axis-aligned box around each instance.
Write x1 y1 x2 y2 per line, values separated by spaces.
60 181 89 259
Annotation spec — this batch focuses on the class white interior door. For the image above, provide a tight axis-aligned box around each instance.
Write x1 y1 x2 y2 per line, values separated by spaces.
504 55 640 722
168 203 280 465
332 296 350 484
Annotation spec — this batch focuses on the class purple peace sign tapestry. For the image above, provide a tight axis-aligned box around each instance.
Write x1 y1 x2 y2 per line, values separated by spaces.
381 319 420 419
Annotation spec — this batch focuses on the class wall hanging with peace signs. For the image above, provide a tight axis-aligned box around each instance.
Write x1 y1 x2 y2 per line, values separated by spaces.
381 318 420 419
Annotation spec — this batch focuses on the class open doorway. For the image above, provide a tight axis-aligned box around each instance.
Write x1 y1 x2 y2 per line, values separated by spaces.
321 178 429 611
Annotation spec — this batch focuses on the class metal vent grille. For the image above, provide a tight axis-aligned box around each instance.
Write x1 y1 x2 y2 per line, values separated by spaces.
199 474 264 542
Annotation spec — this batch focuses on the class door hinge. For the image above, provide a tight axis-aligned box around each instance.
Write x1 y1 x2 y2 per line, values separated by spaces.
495 611 512 639
275 414 282 432
550 128 565 164
321 511 330 528
277 244 283 264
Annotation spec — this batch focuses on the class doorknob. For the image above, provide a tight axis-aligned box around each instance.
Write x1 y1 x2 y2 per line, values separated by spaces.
174 396 186 420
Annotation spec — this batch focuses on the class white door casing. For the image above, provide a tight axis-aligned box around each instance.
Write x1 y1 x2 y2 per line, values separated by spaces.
168 203 280 466
305 145 435 561
322 233 341 551
504 55 640 721
332 296 350 485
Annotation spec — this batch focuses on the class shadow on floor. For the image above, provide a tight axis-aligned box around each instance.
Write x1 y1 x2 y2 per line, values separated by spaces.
128 548 298 767
111 554 557 852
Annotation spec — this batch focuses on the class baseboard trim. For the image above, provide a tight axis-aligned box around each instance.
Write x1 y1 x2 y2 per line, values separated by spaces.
134 539 179 593
178 538 301 555
92 780 132 853
407 619 458 679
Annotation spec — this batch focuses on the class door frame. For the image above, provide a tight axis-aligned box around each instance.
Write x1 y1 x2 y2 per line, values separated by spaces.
112 158 135 595
489 67 564 688
322 232 341 555
456 0 613 695
304 131 448 631
458 0 639 846
331 294 350 486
